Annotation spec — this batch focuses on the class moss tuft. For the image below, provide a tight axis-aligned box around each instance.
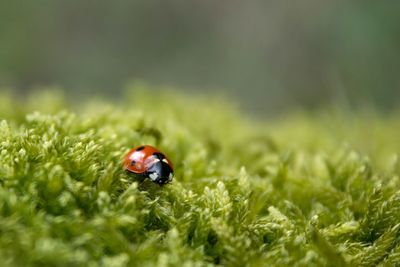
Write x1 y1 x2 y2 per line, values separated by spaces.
1 88 400 266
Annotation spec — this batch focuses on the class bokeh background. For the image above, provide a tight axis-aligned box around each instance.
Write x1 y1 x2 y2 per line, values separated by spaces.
0 1 399 115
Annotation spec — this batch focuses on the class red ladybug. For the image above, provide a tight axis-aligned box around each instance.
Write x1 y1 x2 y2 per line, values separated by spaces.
123 145 174 185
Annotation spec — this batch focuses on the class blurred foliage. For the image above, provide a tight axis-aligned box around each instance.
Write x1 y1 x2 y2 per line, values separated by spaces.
1 87 400 266
0 1 399 113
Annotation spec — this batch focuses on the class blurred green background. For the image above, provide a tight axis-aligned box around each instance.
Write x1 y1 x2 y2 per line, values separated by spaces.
0 1 399 114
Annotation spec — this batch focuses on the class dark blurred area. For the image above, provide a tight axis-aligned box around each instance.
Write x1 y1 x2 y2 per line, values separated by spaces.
0 1 399 114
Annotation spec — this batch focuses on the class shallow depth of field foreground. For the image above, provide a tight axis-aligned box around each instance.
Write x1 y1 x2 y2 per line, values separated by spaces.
1 90 400 267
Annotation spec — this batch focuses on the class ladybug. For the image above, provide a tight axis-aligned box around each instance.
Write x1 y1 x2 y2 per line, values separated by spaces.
123 145 174 185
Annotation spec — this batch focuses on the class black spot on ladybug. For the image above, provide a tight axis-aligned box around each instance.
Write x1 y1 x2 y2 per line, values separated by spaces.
131 160 136 166
136 146 145 151
152 152 165 159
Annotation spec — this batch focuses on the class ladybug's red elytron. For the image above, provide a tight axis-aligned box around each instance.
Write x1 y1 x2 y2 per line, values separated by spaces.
123 145 174 185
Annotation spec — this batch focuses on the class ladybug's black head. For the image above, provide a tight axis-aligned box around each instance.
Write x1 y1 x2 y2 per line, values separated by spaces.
146 160 174 185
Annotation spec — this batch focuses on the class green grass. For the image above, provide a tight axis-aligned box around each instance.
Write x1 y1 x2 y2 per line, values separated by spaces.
1 87 400 266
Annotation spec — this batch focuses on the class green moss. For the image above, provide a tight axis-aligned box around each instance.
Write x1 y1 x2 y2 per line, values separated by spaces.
1 87 400 266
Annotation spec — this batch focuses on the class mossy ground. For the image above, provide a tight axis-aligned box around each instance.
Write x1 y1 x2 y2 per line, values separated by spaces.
1 88 400 266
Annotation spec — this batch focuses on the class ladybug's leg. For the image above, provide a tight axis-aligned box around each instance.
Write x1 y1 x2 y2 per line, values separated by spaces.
136 173 149 191
134 172 147 184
